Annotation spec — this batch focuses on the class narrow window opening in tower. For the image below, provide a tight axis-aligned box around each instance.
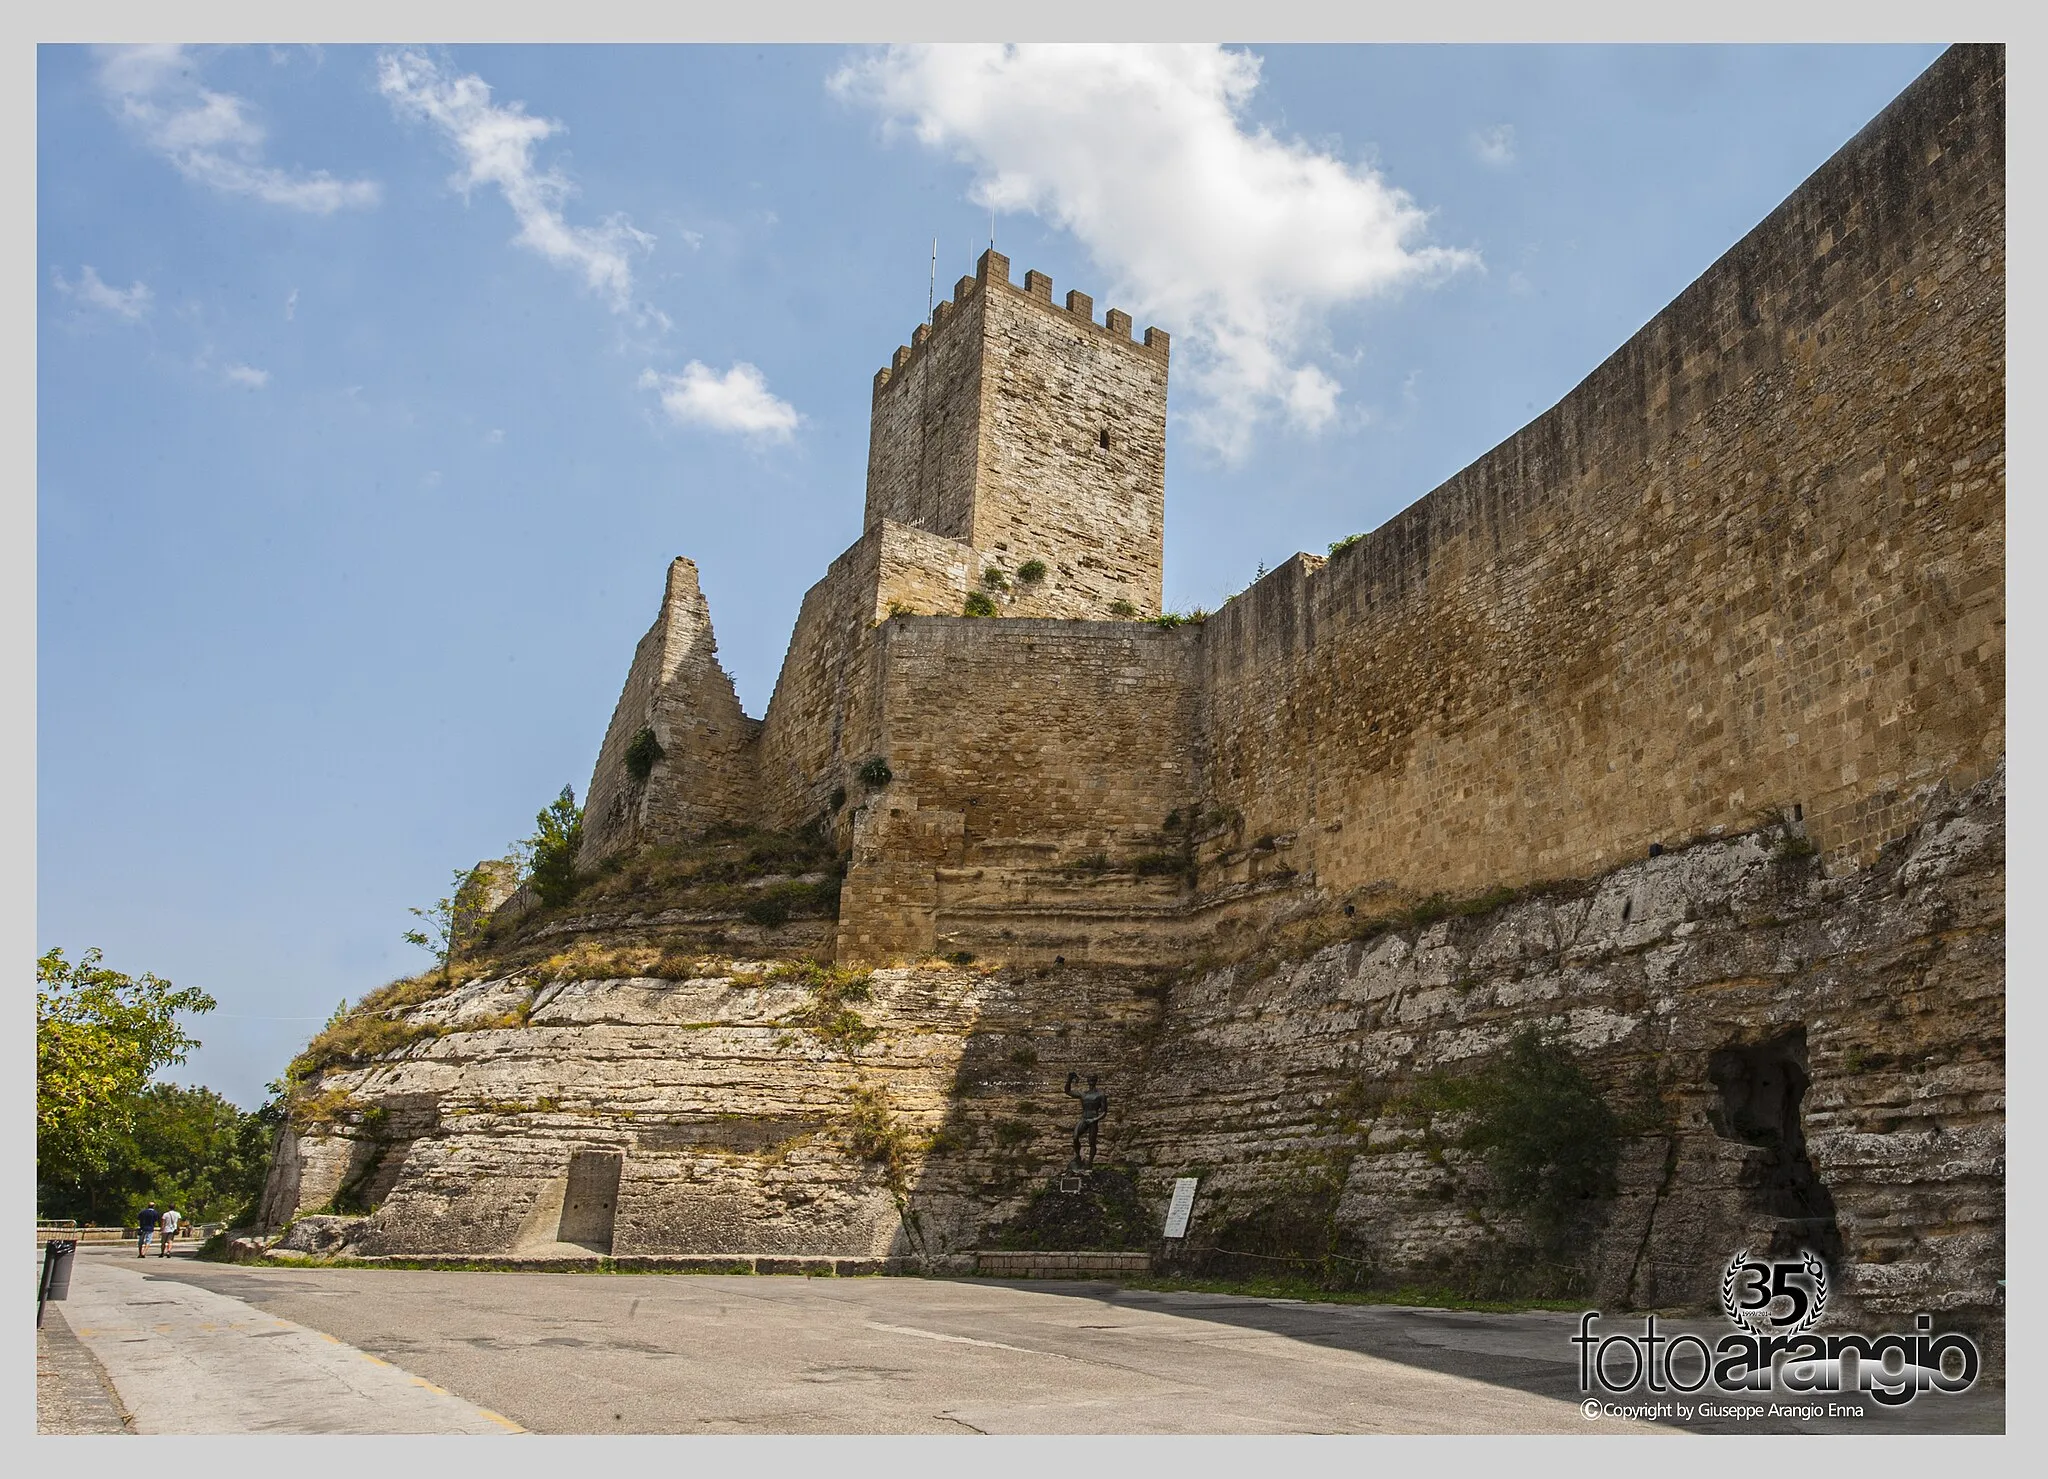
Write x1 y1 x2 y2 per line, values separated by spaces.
1099 428 1111 450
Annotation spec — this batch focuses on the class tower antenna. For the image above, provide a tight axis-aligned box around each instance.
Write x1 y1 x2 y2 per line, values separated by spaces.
929 237 937 323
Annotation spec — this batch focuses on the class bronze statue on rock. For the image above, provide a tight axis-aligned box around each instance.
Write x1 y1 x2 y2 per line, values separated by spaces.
1066 1071 1109 1170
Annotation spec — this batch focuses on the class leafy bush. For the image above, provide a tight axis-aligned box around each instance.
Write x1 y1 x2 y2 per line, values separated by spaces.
981 566 1010 590
1017 559 1047 584
1450 1029 1619 1246
37 1080 275 1228
841 1084 919 1190
828 786 847 812
857 757 893 790
624 726 664 781
1328 532 1365 557
963 590 998 617
1130 851 1185 877
989 1166 1151 1251
1108 598 1138 618
404 866 498 980
745 893 792 928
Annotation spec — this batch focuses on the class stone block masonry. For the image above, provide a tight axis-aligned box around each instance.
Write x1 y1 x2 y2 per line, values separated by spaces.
836 616 1204 965
1199 43 2002 906
867 248 1170 620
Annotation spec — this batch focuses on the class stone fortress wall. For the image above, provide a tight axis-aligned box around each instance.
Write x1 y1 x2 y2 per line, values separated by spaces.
584 47 2000 965
1199 38 2003 910
267 49 2003 1343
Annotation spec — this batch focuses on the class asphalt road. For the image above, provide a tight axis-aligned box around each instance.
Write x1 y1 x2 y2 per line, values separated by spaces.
64 1249 2003 1435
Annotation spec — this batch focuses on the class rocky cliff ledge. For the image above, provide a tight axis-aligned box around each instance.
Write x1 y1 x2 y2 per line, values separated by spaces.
260 764 2002 1354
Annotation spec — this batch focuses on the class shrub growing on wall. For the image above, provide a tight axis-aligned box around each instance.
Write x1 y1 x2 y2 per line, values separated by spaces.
857 757 893 790
624 725 664 781
1016 558 1047 584
963 590 998 617
1455 1028 1620 1245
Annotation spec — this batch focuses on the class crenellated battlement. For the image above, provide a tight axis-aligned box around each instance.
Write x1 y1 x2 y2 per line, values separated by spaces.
872 249 1168 397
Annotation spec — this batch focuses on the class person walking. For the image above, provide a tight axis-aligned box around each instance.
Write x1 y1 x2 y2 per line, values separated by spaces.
158 1207 182 1256
136 1203 160 1258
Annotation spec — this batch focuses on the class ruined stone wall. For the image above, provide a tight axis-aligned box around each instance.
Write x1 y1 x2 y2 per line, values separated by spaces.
579 557 760 866
1199 44 2003 910
878 617 1201 861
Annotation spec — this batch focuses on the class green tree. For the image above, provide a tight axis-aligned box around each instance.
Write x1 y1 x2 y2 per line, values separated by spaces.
41 1083 276 1228
403 865 499 979
37 947 216 1201
521 784 584 907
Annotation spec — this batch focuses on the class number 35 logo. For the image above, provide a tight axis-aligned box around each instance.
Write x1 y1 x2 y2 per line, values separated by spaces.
1720 1249 1830 1335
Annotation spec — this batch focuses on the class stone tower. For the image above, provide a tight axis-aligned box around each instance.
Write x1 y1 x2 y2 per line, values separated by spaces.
864 249 1170 618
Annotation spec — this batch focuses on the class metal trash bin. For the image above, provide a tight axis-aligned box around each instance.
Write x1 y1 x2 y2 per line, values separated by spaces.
38 1239 77 1327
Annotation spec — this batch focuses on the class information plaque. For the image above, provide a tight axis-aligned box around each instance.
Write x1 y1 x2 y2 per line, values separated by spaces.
1163 1176 1199 1239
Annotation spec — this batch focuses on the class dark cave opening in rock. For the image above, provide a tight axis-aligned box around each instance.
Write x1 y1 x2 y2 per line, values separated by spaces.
1706 1026 1844 1268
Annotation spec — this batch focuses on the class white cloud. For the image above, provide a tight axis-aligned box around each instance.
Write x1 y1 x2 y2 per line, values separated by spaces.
485 427 505 444
55 265 152 320
224 363 270 388
1473 124 1517 167
378 50 654 316
639 363 800 440
284 288 298 320
96 45 380 214
832 43 1476 460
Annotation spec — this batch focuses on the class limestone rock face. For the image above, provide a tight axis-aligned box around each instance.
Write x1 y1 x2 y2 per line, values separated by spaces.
260 766 1998 1351
265 766 2000 1362
259 961 1164 1262
1119 763 2004 1343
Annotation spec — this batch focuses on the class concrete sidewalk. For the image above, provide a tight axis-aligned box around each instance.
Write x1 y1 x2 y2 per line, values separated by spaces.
37 1303 131 1434
56 1251 525 1435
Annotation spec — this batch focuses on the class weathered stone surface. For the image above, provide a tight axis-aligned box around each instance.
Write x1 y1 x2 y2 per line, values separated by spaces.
264 765 1998 1357
581 556 760 865
1119 763 2003 1347
866 249 1169 621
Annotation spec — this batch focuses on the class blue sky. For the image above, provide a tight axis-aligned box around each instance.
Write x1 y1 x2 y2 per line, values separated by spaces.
37 43 1947 1107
